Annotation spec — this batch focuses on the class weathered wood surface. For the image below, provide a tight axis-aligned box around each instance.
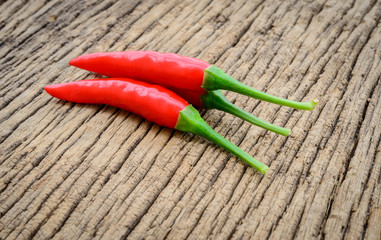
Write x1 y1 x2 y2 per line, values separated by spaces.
1 0 381 239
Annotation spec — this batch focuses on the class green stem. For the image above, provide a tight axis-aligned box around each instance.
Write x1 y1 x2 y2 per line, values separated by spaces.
175 105 269 174
202 65 319 110
200 90 291 136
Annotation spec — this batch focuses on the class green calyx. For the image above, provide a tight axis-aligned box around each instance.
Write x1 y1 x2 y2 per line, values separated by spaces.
202 65 319 111
175 105 269 174
200 90 291 136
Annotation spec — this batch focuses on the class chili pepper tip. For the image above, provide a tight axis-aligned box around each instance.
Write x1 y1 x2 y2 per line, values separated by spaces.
68 57 79 67
44 85 56 97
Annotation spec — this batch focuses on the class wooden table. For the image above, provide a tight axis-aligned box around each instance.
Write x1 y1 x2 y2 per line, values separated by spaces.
1 0 380 239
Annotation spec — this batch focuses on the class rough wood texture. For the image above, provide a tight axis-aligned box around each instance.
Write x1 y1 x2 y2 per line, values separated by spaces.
1 0 380 239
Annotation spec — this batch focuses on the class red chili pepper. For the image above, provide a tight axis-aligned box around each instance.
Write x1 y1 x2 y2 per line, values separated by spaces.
69 51 319 111
45 78 269 174
69 52 301 136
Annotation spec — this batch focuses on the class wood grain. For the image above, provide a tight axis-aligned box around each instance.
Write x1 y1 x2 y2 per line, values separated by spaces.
0 0 380 239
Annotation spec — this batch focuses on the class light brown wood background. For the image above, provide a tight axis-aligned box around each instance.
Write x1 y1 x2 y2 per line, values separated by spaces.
1 0 381 239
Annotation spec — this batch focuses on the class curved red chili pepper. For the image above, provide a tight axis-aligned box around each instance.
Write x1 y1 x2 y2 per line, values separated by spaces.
44 78 269 174
45 78 187 128
69 51 318 111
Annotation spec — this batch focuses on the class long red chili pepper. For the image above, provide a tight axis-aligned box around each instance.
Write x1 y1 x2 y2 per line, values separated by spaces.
44 78 269 174
69 51 319 110
69 52 300 136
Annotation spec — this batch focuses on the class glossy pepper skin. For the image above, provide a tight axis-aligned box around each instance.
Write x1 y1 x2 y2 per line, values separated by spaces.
69 51 208 92
69 51 318 111
45 78 269 174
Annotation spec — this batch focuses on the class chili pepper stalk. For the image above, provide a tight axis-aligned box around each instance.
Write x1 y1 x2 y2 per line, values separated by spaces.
45 78 269 174
200 90 291 136
202 66 319 111
176 105 269 173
